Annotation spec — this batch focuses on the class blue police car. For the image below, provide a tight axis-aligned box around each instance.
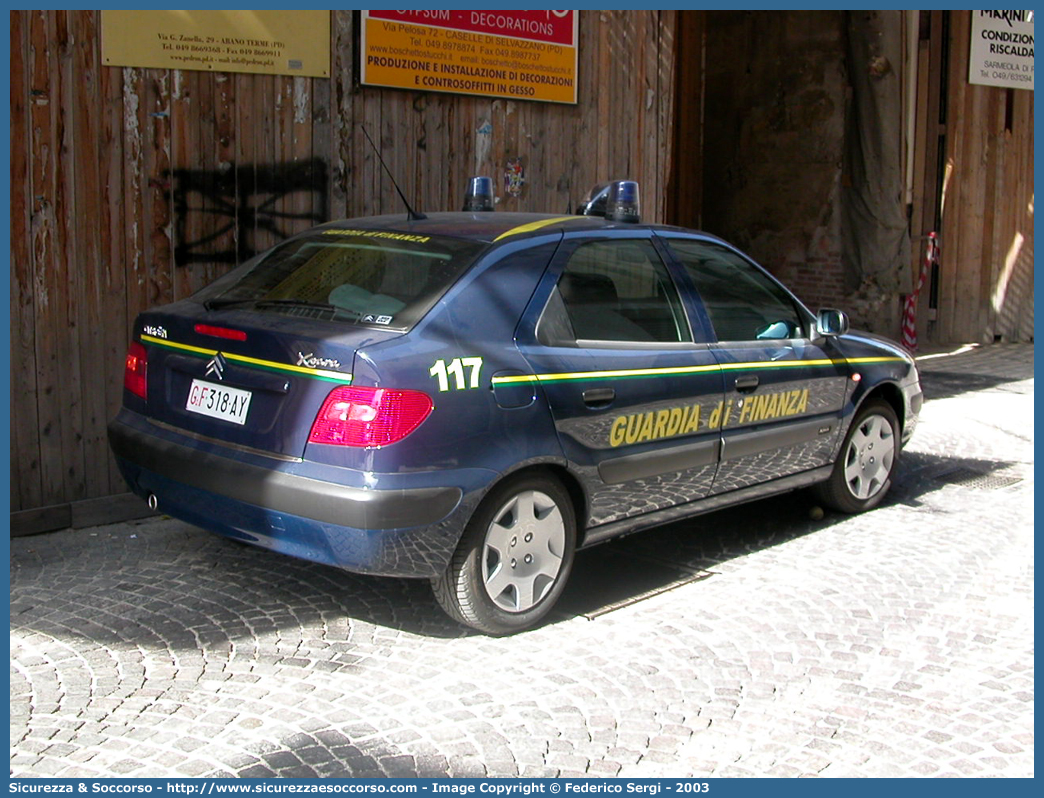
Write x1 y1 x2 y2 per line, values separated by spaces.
109 180 922 634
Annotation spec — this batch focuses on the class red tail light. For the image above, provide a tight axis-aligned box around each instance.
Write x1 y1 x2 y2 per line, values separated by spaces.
124 341 148 399
309 386 433 448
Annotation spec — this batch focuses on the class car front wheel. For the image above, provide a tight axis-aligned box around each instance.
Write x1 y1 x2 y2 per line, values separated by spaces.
815 399 900 514
432 473 576 635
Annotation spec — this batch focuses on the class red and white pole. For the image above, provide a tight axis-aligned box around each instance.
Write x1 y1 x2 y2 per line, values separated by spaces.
901 232 938 352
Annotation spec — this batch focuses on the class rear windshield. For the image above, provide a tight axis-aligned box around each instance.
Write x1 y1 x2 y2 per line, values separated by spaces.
193 228 486 330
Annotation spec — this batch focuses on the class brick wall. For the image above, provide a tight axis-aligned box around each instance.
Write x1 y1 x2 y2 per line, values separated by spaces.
699 12 902 333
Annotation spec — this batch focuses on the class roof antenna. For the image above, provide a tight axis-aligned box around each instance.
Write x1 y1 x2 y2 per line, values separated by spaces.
361 125 426 221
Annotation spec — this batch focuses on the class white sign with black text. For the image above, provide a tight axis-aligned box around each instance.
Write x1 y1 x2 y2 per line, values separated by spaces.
969 10 1034 90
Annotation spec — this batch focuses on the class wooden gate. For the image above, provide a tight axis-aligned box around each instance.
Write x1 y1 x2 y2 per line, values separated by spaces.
910 11 1034 345
10 10 681 531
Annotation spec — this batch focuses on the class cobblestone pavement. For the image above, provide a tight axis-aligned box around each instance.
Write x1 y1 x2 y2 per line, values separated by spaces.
10 343 1033 778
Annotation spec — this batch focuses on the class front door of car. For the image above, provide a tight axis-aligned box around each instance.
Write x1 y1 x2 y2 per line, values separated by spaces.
515 234 725 530
660 235 850 495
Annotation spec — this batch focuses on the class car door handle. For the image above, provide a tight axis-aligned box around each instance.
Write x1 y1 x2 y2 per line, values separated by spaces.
735 375 760 393
582 388 616 407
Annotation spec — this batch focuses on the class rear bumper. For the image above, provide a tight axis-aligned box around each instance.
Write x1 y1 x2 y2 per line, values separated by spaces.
108 412 487 577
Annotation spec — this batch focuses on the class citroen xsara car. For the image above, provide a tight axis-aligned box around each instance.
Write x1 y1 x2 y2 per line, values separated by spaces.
109 180 922 634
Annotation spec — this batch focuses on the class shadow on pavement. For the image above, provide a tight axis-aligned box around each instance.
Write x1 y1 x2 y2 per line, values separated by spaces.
915 343 1033 401
552 449 1022 625
8 455 1025 648
919 370 1033 401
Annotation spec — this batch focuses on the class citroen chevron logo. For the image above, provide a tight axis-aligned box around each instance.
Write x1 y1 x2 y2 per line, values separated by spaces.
205 352 226 381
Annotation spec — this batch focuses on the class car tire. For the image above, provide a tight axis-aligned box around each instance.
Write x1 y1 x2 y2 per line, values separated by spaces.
432 473 576 635
814 399 900 514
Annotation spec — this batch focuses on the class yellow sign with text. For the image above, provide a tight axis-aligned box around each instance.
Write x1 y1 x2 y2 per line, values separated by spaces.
361 12 578 104
101 10 330 78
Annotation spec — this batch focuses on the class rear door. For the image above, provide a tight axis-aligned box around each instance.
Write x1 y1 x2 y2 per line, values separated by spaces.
660 235 849 494
515 233 725 529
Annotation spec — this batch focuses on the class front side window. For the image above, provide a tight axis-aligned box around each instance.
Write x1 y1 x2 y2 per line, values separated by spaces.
193 229 485 330
666 239 807 342
542 239 691 345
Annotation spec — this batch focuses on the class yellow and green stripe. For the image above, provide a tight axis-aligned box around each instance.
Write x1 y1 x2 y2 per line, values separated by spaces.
141 334 354 385
490 356 906 386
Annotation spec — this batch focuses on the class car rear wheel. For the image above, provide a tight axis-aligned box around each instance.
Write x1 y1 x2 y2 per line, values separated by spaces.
815 399 900 513
432 473 576 635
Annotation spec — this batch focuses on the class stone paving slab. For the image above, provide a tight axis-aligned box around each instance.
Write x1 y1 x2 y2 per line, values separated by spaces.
10 343 1034 778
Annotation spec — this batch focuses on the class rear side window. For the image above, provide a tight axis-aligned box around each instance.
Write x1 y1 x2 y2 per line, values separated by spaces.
666 239 807 342
540 239 691 345
194 229 486 330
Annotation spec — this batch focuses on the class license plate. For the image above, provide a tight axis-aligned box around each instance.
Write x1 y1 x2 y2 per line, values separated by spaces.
185 379 252 425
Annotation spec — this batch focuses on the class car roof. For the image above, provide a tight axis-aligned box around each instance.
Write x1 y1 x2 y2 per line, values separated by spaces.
315 212 695 245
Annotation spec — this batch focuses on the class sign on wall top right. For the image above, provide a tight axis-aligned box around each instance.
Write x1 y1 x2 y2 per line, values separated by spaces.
969 10 1034 90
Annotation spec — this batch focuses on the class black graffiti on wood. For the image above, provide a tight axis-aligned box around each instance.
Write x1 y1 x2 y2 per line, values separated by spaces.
170 158 328 265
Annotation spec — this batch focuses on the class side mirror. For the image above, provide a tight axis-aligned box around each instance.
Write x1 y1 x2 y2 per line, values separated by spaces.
816 308 850 337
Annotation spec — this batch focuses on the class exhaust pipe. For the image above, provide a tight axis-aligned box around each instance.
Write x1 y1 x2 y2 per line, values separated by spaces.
147 493 159 512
